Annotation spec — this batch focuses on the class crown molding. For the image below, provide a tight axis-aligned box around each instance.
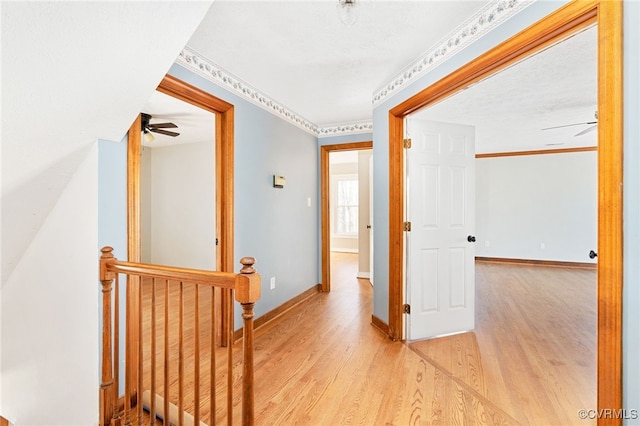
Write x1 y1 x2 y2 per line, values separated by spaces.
372 0 534 105
176 0 532 137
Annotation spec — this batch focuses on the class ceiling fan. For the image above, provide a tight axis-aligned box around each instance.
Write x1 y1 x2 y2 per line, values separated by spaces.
141 112 180 140
542 111 598 137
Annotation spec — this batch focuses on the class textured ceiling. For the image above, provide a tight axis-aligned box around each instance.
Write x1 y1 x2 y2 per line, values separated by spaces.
176 0 594 153
187 0 491 126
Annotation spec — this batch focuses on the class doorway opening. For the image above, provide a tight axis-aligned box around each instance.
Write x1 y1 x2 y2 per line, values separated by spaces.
403 25 598 422
139 90 217 270
328 149 373 284
388 0 622 416
320 141 372 292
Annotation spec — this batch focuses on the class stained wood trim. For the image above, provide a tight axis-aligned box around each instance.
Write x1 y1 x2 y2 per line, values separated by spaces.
320 141 373 293
1 416 10 426
157 74 233 116
476 146 597 158
126 115 142 404
371 315 390 336
476 257 597 270
596 1 623 421
388 112 405 342
234 284 321 341
127 115 142 262
387 1 622 421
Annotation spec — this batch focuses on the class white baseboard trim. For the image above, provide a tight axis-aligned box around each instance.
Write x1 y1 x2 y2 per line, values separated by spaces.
357 272 370 279
331 248 359 253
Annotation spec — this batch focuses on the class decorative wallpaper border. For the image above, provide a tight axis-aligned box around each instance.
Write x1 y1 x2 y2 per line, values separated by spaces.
176 0 532 136
177 47 320 135
373 0 534 105
318 120 373 137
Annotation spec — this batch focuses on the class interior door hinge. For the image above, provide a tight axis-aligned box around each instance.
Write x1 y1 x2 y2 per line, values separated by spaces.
403 138 412 149
403 304 411 314
404 221 411 232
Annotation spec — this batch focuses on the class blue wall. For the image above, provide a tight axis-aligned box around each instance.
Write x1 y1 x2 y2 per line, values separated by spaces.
318 133 373 146
98 136 128 392
168 64 320 325
623 0 640 422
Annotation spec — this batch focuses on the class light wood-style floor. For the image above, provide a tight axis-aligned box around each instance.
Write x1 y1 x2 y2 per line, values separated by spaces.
409 260 596 425
139 252 596 425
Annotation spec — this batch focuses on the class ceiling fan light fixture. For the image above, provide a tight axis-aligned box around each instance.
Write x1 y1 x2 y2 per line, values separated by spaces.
337 0 359 27
143 129 155 143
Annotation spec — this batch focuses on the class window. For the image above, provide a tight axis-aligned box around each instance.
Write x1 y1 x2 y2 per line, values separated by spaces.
334 175 358 235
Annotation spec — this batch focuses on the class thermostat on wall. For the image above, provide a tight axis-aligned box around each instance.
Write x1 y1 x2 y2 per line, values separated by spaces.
273 175 286 188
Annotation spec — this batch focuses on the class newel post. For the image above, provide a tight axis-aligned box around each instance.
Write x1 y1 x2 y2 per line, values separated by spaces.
235 257 261 426
99 247 116 426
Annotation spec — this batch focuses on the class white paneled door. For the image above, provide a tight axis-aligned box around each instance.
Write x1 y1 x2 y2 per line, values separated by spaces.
406 118 476 340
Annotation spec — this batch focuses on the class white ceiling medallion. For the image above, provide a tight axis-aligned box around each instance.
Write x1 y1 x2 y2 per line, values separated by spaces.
373 0 534 106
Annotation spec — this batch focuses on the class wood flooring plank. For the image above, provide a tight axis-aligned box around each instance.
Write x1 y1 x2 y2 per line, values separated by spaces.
410 261 596 426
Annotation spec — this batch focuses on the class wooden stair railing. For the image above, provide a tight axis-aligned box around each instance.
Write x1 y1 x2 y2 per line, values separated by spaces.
99 246 260 426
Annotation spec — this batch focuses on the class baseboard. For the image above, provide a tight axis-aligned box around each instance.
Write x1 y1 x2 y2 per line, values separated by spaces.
476 256 597 269
1 416 10 426
371 315 390 337
234 284 322 340
331 248 359 253
357 272 370 279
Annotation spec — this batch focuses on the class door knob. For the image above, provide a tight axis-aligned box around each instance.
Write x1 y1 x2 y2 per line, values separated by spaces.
366 225 372 229
589 250 597 259
467 235 476 243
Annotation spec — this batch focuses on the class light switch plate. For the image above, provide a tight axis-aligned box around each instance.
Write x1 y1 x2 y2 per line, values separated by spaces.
273 175 286 188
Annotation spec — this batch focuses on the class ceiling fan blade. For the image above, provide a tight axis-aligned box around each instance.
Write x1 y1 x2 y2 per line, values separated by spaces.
149 122 178 129
574 124 598 137
151 128 180 137
542 121 597 131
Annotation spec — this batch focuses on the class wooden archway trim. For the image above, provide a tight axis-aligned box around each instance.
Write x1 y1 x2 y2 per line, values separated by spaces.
387 0 622 420
320 141 373 292
156 74 235 274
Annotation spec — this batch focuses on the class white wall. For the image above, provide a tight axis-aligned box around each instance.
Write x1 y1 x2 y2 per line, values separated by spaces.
1 147 99 425
142 142 216 270
475 151 597 263
358 150 373 276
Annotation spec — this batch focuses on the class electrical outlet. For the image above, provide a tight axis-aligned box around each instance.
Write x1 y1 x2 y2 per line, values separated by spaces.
484 241 490 248
270 277 276 290
540 242 546 249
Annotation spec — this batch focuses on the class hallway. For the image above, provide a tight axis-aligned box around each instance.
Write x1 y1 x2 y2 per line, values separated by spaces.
250 252 517 424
